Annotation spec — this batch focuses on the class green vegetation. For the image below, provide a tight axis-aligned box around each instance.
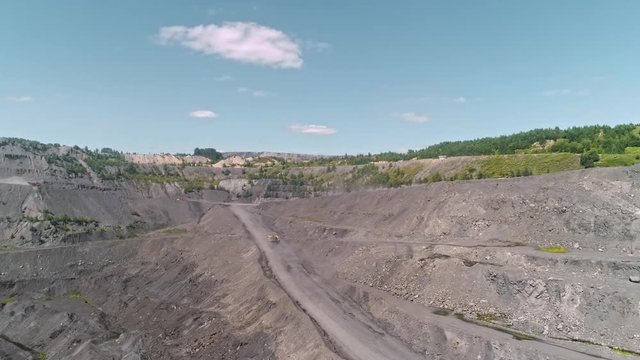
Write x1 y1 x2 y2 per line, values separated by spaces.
297 124 640 167
479 153 580 178
39 352 47 360
342 164 423 189
0 244 17 251
597 154 640 167
422 171 444 183
194 147 222 162
511 331 535 341
25 210 99 226
181 178 205 193
0 137 50 152
126 219 146 230
44 154 87 176
368 164 423 188
0 297 17 304
411 124 640 158
610 347 639 356
476 313 507 323
624 147 640 155
580 150 600 168
161 227 188 235
85 148 127 180
67 291 91 304
538 246 570 253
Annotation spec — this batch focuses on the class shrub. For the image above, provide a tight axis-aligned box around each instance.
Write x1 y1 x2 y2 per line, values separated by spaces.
580 150 600 168
538 246 569 253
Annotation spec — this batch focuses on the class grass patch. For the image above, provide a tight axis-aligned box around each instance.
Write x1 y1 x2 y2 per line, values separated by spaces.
67 291 91 304
538 246 570 253
479 153 581 178
625 147 640 155
610 346 640 356
476 313 507 323
161 227 188 235
511 331 535 341
39 352 47 360
597 154 640 168
0 297 17 304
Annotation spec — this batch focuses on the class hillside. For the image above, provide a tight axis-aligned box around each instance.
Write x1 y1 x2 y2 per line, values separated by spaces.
298 123 640 165
2 131 640 359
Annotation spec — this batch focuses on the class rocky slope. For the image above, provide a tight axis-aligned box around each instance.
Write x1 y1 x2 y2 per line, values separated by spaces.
259 165 640 356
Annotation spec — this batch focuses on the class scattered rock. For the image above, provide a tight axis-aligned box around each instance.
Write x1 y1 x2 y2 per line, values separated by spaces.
629 276 640 283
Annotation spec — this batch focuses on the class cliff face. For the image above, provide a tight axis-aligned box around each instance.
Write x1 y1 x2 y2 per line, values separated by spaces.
124 153 210 165
0 140 225 248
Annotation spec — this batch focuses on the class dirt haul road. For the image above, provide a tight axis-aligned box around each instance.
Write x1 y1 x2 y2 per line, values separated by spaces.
230 204 621 360
231 204 423 360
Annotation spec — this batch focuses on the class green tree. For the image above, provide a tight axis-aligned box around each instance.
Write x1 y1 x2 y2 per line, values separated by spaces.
194 148 222 162
580 150 600 168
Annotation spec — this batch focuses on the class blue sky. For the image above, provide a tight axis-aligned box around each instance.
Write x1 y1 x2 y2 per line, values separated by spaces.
1 1 640 155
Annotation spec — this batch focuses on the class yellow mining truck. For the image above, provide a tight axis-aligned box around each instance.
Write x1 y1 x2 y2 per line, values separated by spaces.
267 234 279 243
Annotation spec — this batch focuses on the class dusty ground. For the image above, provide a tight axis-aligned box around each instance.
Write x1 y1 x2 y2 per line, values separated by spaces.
0 204 337 359
259 165 640 359
2 139 640 359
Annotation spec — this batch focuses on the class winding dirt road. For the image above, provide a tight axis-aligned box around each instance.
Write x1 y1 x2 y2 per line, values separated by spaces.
231 204 424 360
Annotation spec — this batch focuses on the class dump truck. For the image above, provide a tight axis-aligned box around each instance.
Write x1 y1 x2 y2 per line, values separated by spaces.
267 234 279 243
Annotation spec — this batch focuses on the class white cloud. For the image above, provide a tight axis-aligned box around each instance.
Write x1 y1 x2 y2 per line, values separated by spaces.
543 89 591 97
157 22 302 69
216 75 233 82
252 90 272 97
236 86 273 97
289 124 337 135
304 40 331 52
453 96 467 103
189 110 218 118
7 96 34 102
398 112 429 123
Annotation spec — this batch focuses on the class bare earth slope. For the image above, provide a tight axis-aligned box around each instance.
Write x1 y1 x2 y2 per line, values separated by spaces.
0 205 337 360
258 165 640 359
2 141 640 359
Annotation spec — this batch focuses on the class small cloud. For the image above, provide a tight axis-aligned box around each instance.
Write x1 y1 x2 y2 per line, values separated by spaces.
156 22 303 69
189 110 218 118
398 112 429 123
289 124 337 135
236 86 273 97
252 90 273 97
216 75 233 82
304 40 331 52
7 96 34 102
543 89 591 97
453 96 467 103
